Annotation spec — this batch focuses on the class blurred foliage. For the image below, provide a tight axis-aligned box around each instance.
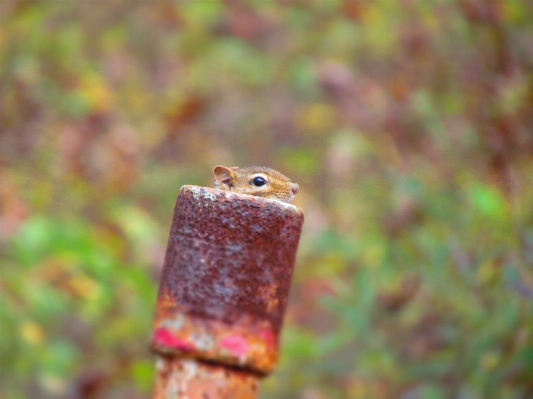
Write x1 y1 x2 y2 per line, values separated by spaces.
1 0 533 398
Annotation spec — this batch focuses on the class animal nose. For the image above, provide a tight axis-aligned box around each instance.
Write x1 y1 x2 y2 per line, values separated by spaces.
292 183 299 195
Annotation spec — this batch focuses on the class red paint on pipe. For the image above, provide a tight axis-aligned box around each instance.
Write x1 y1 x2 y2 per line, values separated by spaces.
220 336 250 360
153 328 196 353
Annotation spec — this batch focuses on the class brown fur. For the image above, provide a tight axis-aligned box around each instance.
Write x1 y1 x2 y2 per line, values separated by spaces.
213 165 299 203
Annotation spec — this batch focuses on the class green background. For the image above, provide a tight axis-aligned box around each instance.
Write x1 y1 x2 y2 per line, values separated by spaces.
1 1 532 398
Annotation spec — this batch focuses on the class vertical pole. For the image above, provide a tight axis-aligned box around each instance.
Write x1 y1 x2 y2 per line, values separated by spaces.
151 185 304 398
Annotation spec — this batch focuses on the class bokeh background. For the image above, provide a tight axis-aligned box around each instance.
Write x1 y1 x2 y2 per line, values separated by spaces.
2 0 533 398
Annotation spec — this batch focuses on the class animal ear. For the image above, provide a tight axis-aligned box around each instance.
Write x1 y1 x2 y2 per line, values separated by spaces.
213 165 236 184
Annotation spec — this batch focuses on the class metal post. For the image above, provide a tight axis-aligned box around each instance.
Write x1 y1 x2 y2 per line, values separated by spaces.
151 185 304 398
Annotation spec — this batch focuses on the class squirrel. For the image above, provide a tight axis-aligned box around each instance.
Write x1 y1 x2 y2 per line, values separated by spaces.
213 165 299 203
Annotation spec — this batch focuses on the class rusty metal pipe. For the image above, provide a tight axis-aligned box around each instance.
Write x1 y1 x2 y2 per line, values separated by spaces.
151 185 304 398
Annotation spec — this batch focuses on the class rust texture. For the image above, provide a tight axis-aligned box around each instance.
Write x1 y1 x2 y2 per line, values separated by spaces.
153 357 260 399
151 185 304 396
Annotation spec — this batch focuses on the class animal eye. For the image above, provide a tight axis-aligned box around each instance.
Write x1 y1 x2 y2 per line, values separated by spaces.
252 176 267 187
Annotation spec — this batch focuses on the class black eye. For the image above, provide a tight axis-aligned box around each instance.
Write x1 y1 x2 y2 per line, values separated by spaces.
252 177 267 187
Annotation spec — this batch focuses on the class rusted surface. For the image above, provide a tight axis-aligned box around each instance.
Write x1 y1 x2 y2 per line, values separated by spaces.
152 185 304 387
152 314 278 373
153 356 261 399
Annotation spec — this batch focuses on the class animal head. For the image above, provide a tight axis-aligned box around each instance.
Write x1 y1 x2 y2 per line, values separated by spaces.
213 165 299 203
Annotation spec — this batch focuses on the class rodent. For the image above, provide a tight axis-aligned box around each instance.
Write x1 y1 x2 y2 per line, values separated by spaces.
213 165 299 203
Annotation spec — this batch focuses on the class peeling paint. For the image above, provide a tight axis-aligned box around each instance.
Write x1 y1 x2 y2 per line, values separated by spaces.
153 328 195 353
220 336 250 362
